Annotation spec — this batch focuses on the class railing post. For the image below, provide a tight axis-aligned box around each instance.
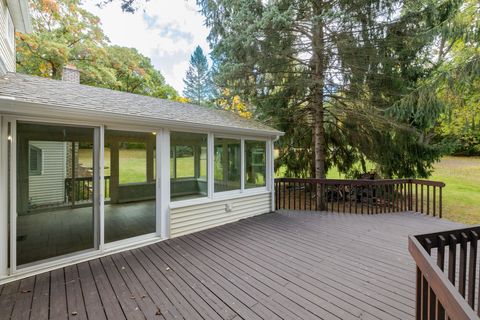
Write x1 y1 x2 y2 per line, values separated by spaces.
439 187 443 219
416 266 422 320
415 182 418 213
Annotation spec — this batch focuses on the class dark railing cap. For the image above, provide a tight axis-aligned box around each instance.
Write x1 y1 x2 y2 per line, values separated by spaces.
275 177 445 187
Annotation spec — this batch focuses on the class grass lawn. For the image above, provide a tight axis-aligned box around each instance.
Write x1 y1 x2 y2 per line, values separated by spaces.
79 148 203 184
429 157 480 224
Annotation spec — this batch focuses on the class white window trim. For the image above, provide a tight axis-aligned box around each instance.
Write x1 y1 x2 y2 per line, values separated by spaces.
157 128 170 239
244 138 269 190
0 117 7 278
8 118 17 273
212 134 243 195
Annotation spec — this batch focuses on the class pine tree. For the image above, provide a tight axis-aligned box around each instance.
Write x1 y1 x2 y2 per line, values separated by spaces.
183 46 212 105
197 0 462 181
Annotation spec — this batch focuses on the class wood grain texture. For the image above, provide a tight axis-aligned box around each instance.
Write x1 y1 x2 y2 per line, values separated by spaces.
0 210 463 320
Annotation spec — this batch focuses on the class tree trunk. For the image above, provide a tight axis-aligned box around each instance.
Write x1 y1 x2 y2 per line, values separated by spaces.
314 103 326 179
311 0 327 209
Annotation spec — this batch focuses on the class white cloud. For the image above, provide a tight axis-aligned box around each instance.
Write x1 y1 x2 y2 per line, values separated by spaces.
82 0 211 93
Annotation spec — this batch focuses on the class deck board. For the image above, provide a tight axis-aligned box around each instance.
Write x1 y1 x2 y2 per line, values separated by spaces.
0 211 465 320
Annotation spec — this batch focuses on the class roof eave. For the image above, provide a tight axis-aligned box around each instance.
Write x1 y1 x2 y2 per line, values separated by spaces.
7 0 32 34
0 98 284 138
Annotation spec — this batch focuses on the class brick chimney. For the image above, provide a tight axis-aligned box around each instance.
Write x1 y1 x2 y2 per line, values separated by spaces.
62 64 80 83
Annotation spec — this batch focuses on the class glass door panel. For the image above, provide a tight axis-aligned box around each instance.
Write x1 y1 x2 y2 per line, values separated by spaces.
16 122 96 266
104 130 156 243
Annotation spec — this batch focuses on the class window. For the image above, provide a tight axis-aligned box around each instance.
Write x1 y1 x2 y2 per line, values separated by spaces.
245 140 267 189
170 132 208 201
214 137 241 192
28 145 42 176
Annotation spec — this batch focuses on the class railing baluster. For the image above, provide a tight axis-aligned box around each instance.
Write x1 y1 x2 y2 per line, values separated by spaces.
303 181 307 211
421 184 424 214
354 185 358 213
401 183 404 211
437 235 446 320
360 185 364 214
389 185 392 212
468 231 478 308
293 181 296 210
433 186 437 217
348 184 353 213
427 185 430 216
459 233 468 297
439 187 443 219
415 182 418 213
448 235 457 286
416 267 422 320
422 271 429 320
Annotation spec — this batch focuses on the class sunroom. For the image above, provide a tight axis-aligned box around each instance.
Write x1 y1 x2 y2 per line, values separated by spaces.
0 70 281 282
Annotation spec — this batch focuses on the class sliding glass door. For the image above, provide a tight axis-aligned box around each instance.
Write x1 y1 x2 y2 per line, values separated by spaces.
16 122 97 266
104 129 156 243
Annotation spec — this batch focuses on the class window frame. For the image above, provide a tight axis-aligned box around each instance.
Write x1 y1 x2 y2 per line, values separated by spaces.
213 135 243 195
169 131 209 202
244 139 268 190
28 145 43 176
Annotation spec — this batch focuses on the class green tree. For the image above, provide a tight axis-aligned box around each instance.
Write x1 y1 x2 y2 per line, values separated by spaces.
16 0 108 80
183 45 212 105
16 0 178 100
197 0 462 179
98 46 178 99
429 0 480 155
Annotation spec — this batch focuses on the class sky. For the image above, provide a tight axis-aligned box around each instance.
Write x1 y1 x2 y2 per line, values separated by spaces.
82 0 211 94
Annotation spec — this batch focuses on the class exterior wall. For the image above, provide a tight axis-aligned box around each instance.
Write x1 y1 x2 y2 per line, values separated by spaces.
0 0 15 73
28 141 67 208
170 192 272 238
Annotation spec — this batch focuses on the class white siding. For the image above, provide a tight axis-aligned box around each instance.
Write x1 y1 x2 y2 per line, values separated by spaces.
0 0 14 73
170 192 272 238
29 141 67 206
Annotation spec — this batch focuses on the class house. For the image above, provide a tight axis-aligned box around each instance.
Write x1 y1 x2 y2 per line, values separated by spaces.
0 0 282 283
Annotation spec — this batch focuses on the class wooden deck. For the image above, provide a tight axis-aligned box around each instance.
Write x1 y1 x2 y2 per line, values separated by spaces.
0 210 465 320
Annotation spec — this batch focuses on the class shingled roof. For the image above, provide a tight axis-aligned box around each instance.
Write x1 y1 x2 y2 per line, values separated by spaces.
0 73 281 136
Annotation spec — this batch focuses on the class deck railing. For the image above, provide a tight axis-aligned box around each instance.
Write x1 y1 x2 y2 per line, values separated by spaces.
274 178 444 216
409 227 480 319
65 176 111 203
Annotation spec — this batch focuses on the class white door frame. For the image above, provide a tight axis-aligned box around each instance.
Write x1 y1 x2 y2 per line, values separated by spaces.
0 117 7 277
8 117 101 273
8 117 17 273
157 128 170 239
